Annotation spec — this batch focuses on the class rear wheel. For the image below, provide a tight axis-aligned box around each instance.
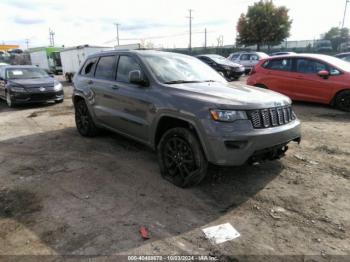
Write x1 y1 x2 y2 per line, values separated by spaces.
157 127 207 188
335 90 350 112
75 99 99 136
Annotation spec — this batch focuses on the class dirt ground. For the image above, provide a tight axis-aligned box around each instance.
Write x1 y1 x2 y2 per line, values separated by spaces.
0 76 349 261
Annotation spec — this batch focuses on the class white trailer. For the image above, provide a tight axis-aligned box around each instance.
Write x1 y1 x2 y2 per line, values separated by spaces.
30 50 49 70
60 45 113 82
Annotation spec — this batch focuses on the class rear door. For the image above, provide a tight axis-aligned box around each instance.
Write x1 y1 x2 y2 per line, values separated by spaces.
89 55 119 124
261 57 295 97
293 58 334 102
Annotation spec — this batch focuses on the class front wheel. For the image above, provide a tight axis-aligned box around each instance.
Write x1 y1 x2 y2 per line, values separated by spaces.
157 127 208 188
334 90 350 112
6 92 15 108
75 99 99 136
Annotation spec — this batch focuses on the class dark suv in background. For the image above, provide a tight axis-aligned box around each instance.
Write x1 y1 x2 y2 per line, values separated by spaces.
196 54 245 80
73 50 301 187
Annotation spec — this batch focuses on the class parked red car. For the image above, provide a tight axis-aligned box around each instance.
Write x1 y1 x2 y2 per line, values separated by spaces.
247 54 350 111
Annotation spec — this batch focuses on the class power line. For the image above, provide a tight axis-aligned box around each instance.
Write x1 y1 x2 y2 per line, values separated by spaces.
342 0 350 28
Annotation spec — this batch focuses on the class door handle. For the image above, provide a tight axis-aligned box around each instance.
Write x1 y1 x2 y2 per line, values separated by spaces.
111 84 119 90
88 80 93 85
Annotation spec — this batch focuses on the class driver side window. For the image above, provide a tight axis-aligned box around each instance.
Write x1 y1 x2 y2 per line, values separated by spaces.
116 56 142 83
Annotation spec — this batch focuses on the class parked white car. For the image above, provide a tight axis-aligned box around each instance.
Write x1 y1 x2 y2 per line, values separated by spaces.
227 52 269 74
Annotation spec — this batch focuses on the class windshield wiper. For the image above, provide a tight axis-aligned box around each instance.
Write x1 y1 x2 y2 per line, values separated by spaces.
203 80 216 82
164 80 202 84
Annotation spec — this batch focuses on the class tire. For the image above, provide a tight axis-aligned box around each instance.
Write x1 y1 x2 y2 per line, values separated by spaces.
334 90 350 112
157 127 208 188
6 92 15 108
74 99 99 137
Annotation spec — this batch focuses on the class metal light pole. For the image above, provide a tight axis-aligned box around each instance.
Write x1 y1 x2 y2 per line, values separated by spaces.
114 23 120 46
188 9 193 53
342 0 350 28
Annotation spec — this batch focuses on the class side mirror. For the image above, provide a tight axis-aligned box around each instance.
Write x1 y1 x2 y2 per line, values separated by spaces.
129 70 146 86
318 70 330 79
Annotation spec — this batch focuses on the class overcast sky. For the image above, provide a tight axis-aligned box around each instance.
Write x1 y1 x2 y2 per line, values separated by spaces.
0 0 347 49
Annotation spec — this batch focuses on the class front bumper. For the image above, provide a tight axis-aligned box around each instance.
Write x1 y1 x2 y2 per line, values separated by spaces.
202 119 301 166
10 90 64 104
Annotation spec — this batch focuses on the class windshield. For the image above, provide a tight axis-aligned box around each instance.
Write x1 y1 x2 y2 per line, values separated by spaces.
206 55 227 64
142 52 226 84
6 68 49 79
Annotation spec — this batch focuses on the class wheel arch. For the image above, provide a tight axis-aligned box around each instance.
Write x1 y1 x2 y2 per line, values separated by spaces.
153 115 209 159
330 88 350 105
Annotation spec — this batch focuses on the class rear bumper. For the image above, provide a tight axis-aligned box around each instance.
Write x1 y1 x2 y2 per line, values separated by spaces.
10 90 64 103
202 119 301 166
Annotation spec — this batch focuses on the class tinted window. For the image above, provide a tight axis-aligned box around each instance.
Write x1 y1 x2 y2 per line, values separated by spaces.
296 59 327 74
263 58 292 71
240 54 249 61
117 56 142 83
230 54 240 60
95 56 116 80
81 58 97 76
250 55 259 61
0 68 4 79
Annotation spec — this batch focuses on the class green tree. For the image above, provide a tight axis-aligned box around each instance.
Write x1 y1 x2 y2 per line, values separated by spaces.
323 27 350 51
236 0 292 50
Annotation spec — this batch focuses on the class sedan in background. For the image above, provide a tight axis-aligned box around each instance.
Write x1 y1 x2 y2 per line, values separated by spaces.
335 52 350 62
247 54 350 111
196 54 245 80
227 51 269 74
0 65 64 107
271 52 296 56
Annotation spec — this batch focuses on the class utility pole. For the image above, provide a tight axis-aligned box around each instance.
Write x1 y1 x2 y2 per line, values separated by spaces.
49 28 55 47
342 0 350 28
204 28 207 49
114 23 120 46
187 9 193 53
25 39 29 50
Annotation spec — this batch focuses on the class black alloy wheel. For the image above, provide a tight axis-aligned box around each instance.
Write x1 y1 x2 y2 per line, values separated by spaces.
157 127 207 187
75 99 99 136
335 90 350 112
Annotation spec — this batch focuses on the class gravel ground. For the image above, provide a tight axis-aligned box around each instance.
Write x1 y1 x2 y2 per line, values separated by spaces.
0 76 349 261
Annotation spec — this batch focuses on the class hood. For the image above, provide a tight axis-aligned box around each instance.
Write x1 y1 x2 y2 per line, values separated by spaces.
169 81 291 110
8 77 55 87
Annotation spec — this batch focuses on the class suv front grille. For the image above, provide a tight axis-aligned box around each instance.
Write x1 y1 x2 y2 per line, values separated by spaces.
247 106 295 129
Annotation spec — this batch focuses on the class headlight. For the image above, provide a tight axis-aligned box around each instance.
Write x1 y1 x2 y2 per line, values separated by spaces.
210 109 248 122
10 86 26 92
54 83 63 91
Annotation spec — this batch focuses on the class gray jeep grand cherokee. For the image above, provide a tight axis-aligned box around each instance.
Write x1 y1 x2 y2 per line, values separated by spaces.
73 50 301 187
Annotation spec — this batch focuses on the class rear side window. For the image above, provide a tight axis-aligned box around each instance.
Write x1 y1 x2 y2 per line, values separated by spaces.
116 56 142 83
80 58 97 76
240 54 250 61
296 58 327 74
95 56 116 80
250 54 259 61
263 58 292 71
